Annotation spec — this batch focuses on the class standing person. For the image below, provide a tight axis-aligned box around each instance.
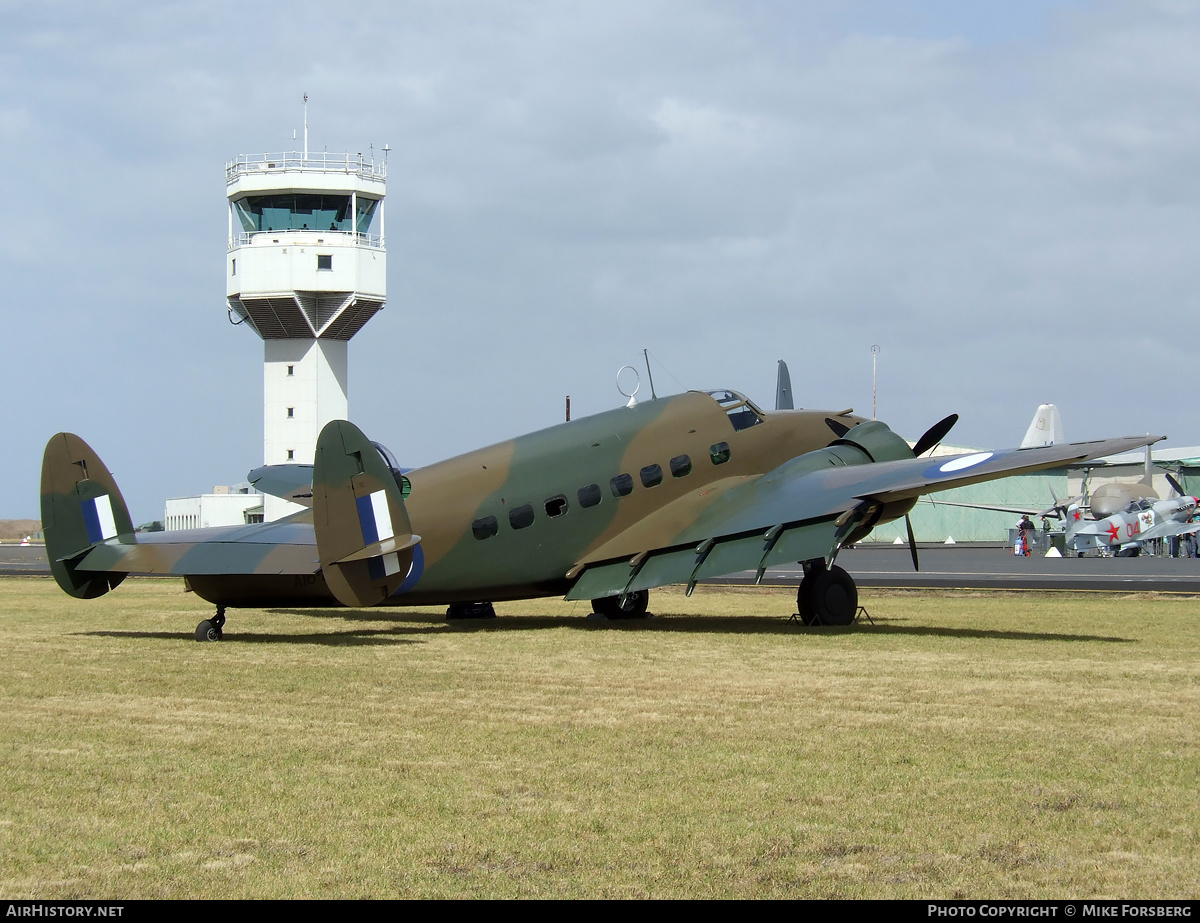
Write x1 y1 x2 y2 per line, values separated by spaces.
1018 515 1036 556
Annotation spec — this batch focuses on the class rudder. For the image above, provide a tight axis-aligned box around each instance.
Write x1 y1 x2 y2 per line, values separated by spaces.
312 420 420 607
40 433 135 598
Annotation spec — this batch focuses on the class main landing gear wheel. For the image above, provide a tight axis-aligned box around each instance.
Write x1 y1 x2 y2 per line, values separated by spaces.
796 564 858 626
591 590 650 619
446 602 497 619
195 606 226 642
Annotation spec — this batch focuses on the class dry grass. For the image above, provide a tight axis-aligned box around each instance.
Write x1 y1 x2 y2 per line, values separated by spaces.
0 577 1197 898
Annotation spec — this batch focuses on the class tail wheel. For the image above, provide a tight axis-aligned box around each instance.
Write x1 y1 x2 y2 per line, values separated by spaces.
591 591 649 619
446 602 496 619
195 619 221 642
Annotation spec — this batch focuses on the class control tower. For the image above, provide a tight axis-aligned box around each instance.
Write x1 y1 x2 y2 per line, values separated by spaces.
225 149 386 520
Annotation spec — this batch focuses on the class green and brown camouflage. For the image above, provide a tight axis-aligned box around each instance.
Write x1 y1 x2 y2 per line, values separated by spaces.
40 387 1163 631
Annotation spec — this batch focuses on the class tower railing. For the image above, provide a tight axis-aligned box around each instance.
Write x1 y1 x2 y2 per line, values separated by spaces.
226 152 387 183
229 229 383 250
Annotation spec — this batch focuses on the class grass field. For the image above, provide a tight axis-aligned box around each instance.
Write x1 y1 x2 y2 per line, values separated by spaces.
1 576 1197 899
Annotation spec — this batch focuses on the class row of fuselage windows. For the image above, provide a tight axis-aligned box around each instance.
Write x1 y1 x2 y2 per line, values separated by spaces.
471 441 732 540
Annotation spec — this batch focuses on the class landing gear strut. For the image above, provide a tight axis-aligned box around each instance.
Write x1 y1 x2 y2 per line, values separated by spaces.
591 590 650 619
796 561 858 626
195 606 226 642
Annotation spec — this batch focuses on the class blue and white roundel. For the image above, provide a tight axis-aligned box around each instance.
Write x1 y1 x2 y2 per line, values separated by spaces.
924 451 995 478
938 452 994 472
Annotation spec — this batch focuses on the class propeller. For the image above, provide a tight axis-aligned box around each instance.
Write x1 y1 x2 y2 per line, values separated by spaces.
912 413 959 457
1166 472 1186 497
825 417 851 438
905 514 919 572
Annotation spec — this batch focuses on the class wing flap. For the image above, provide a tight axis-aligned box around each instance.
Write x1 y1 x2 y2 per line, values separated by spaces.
760 520 841 571
626 546 703 593
565 560 633 601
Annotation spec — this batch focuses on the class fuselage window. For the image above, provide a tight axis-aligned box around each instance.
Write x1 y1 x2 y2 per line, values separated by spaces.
611 474 634 497
545 495 568 518
578 484 602 508
669 455 692 478
472 515 498 540
509 504 535 530
640 464 663 488
710 442 731 465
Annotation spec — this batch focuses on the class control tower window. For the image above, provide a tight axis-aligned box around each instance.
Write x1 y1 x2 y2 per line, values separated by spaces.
317 254 332 271
234 194 353 233
356 198 379 235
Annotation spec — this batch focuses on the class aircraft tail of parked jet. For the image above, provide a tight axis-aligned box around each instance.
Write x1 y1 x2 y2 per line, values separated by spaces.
775 360 794 411
1020 403 1064 448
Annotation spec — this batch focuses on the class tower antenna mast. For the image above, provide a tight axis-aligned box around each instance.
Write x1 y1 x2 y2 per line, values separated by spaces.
303 93 308 159
871 344 880 420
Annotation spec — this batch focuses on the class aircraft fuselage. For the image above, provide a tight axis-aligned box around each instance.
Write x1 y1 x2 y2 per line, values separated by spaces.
187 392 864 607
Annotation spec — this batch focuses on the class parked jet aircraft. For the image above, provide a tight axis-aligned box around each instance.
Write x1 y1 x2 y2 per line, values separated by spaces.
40 386 1159 638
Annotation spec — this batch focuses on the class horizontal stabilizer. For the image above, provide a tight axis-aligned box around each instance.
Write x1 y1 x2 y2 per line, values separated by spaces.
247 463 315 506
74 516 320 576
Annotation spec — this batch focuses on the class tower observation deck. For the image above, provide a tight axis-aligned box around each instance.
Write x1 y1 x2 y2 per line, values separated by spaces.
226 151 387 520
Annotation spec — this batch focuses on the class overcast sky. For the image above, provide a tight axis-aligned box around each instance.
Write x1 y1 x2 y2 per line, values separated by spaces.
3 1 1198 521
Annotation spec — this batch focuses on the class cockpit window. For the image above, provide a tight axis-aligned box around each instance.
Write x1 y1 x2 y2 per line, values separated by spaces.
703 390 764 432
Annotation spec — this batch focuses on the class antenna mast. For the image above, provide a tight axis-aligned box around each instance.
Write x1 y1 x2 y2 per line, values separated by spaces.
303 93 308 159
871 344 880 420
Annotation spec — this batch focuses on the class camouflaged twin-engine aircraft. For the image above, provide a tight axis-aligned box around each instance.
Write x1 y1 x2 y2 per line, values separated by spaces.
41 388 1160 640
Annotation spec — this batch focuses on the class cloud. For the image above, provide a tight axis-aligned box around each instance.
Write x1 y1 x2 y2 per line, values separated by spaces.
4 1 1199 518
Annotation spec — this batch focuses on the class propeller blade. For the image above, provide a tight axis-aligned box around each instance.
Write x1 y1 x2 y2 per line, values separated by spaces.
1166 472 1186 497
912 413 959 457
825 417 851 438
906 514 919 572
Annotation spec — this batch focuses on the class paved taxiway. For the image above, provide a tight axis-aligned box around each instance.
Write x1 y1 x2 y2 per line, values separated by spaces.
5 542 1200 593
744 545 1200 593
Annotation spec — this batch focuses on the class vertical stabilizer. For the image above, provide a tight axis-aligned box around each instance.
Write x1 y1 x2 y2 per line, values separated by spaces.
775 359 794 411
312 420 420 607
1020 403 1064 448
40 433 135 598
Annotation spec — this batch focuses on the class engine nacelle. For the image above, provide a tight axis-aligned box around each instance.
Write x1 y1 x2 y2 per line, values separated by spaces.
829 420 916 464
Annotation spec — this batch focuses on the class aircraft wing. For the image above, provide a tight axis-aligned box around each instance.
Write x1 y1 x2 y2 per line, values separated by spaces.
916 497 1056 517
566 434 1161 601
71 515 320 576
1073 517 1200 545
1133 521 1200 543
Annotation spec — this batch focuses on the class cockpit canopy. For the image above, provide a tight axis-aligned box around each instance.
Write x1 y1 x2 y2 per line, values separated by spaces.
702 390 765 432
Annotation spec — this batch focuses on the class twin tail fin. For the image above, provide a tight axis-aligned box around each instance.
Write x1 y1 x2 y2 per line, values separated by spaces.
40 433 135 598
